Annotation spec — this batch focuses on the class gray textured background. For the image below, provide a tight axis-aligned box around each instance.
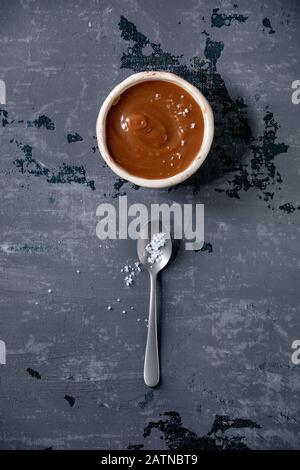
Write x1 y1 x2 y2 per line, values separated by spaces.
0 0 299 450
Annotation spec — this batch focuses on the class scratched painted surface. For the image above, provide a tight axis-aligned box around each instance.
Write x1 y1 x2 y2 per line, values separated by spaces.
0 0 299 450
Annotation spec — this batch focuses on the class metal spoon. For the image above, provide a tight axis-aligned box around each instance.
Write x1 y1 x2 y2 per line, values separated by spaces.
137 219 172 387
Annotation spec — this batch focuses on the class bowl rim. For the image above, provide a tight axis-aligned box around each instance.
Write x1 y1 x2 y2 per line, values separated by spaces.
96 71 214 189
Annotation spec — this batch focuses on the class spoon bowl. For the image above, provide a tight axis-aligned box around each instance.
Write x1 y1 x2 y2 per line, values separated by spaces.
137 219 172 274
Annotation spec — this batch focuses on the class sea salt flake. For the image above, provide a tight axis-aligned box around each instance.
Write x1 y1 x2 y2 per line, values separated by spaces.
145 232 166 265
190 122 196 128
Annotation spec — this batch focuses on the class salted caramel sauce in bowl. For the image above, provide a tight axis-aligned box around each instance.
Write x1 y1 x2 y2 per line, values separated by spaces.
96 71 214 189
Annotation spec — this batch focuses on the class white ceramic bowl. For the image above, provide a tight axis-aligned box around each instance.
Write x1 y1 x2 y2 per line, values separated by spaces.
96 71 214 189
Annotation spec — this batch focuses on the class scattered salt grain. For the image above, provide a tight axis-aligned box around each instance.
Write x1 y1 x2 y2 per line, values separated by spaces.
47 289 52 294
181 139 185 146
107 306 112 311
154 93 161 100
76 269 80 274
117 298 120 302
122 310 126 314
122 260 143 287
125 275 133 286
190 122 196 128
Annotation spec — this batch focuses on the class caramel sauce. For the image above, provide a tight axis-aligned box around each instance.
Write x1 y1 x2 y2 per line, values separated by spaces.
106 80 204 179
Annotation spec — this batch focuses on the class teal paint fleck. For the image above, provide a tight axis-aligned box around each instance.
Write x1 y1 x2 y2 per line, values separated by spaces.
67 132 83 143
263 18 275 34
204 37 224 72
110 177 139 198
64 395 75 407
119 15 181 71
26 368 41 379
211 8 248 28
14 142 50 177
13 140 95 190
141 411 260 450
217 109 289 202
3 244 48 253
27 115 55 130
0 108 9 127
279 203 299 213
47 163 95 190
194 242 213 253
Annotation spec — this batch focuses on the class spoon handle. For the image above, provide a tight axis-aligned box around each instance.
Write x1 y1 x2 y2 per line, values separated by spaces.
144 272 159 387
